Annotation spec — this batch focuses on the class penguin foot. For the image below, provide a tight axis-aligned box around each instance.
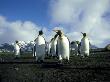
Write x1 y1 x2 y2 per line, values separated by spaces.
81 55 85 58
14 57 19 59
58 60 63 65
64 59 69 64
36 60 44 64
52 56 56 59
40 60 44 63
36 60 40 64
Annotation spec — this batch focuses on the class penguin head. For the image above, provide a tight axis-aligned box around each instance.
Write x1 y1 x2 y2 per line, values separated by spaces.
53 30 63 36
71 41 75 44
81 32 86 37
76 41 80 44
39 30 43 35
15 40 19 43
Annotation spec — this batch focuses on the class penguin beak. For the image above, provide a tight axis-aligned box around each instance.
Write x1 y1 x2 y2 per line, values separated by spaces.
53 30 63 36
81 32 84 34
53 30 58 33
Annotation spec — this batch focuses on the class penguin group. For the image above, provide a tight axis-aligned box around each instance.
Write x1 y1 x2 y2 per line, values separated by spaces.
71 41 79 56
50 34 58 58
14 30 90 63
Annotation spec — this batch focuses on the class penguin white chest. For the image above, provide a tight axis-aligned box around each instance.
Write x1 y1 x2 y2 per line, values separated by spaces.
57 36 70 60
35 36 45 57
51 39 57 56
14 44 20 56
47 42 51 54
15 44 20 50
36 36 45 45
81 37 89 55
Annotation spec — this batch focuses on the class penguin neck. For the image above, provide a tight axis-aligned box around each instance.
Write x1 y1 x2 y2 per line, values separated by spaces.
83 36 87 38
53 37 57 41
59 34 63 37
38 34 43 36
59 34 64 39
16 43 20 47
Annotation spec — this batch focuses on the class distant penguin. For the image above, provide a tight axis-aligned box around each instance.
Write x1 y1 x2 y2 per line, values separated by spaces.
53 30 70 63
105 44 110 51
14 40 20 57
35 30 46 62
71 41 79 55
32 42 36 57
50 34 58 57
78 41 81 55
80 33 90 57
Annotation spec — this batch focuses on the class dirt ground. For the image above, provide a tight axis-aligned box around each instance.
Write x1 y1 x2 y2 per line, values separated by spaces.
0 51 110 82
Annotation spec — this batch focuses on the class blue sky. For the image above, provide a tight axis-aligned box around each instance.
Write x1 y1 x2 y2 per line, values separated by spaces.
0 0 50 27
0 0 110 47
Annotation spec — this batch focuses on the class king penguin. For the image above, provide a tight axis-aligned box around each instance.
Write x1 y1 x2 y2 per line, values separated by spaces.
35 30 46 63
46 42 51 56
14 40 21 58
32 42 36 57
53 30 70 63
71 41 79 55
80 32 90 57
50 34 58 58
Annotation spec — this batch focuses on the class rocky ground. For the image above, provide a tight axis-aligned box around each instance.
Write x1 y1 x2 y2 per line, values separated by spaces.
0 51 110 82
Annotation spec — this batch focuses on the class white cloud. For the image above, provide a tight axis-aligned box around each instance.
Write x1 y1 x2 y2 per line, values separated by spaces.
0 16 43 44
1 0 110 48
0 16 63 44
50 0 110 47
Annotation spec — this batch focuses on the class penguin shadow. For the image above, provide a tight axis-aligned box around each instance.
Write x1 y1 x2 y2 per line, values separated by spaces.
41 61 63 69
41 59 71 69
